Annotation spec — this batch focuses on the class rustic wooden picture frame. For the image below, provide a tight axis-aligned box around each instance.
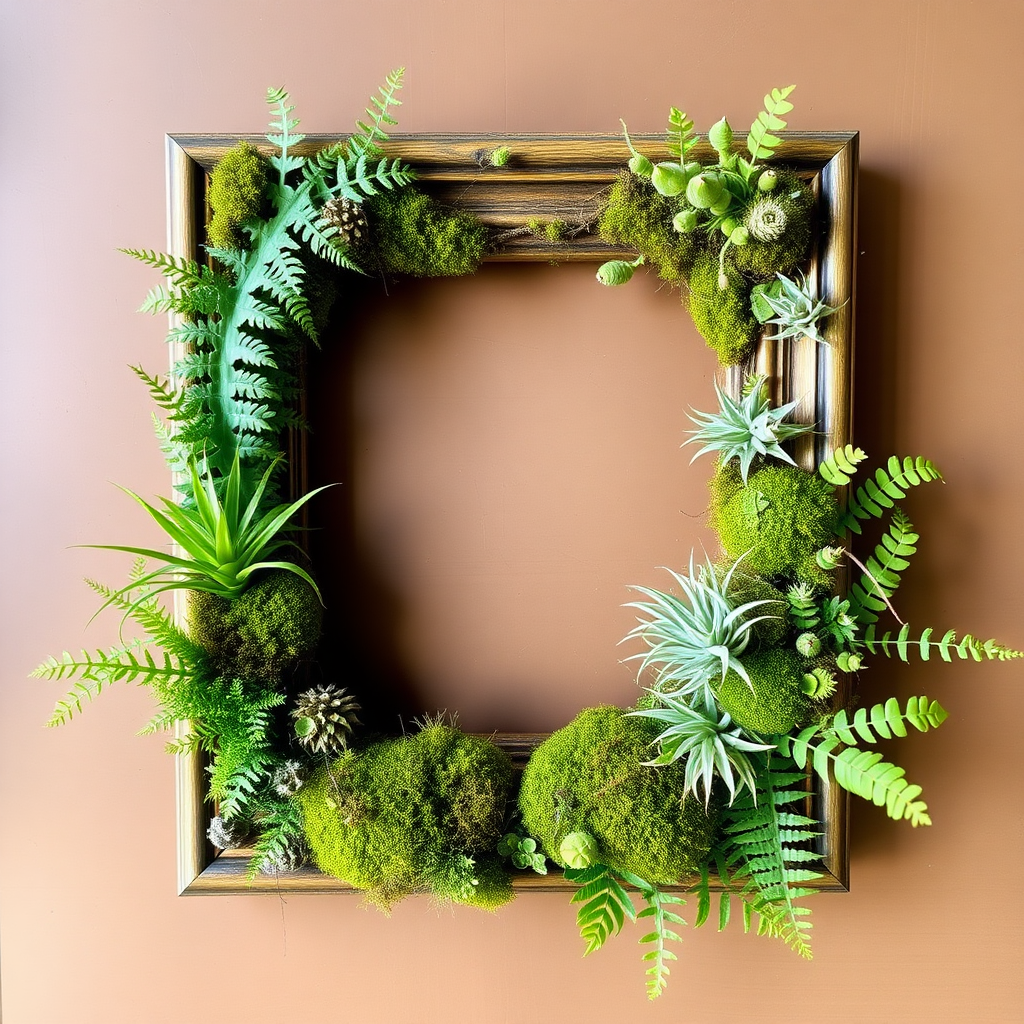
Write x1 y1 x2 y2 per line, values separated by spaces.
166 130 858 896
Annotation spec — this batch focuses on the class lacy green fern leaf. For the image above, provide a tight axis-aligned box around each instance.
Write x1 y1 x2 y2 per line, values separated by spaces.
847 509 918 625
120 248 205 289
830 696 948 746
627 875 685 1001
818 444 868 486
565 863 636 955
719 756 820 959
842 456 943 534
862 623 1022 663
746 86 796 161
349 67 405 159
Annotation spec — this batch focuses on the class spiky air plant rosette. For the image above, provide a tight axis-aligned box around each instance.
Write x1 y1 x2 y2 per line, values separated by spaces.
32 75 1021 1001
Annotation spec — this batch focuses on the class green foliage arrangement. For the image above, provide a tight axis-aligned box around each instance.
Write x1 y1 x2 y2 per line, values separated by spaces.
33 75 1023 1003
597 87 820 365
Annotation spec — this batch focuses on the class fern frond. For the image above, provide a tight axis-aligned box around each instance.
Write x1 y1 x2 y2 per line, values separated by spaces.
780 727 932 826
565 863 636 955
842 456 943 533
862 623 1022 663
665 107 697 160
847 508 919 625
265 86 306 182
719 756 819 959
121 248 204 288
130 365 189 423
349 67 405 159
634 883 685 1000
818 444 868 486
829 696 948 746
746 85 796 161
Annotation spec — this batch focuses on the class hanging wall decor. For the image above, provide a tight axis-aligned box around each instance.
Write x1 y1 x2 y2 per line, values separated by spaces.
33 72 1020 999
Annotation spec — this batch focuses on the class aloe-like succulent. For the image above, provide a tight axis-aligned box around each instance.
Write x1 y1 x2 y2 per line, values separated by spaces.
623 554 780 710
627 693 774 806
89 452 330 615
683 375 812 482
750 272 844 344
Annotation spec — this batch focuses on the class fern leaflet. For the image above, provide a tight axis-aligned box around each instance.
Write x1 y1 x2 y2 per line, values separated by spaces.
625 872 685 1000
665 107 697 160
349 67 405 159
861 623 1022 663
818 444 868 486
829 696 948 746
746 85 796 161
718 755 820 959
565 863 636 954
842 456 943 533
847 508 918 625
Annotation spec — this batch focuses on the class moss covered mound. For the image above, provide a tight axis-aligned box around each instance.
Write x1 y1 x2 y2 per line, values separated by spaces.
715 648 811 735
724 566 789 647
366 186 488 276
298 724 515 909
732 169 814 280
687 251 759 365
519 705 719 884
188 570 323 681
207 141 271 251
598 171 697 283
710 463 840 585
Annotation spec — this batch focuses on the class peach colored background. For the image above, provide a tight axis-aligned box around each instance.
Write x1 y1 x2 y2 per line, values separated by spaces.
3 1 1023 1021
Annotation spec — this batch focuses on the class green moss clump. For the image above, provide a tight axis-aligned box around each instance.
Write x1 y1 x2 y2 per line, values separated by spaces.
519 706 719 884
715 648 811 734
365 186 488 276
188 570 323 680
207 141 271 251
598 171 697 283
687 250 759 365
709 462 841 585
298 725 515 909
732 170 814 280
724 567 788 647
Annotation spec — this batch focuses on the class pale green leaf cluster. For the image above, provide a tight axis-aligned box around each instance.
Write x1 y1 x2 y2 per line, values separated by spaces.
627 693 772 805
750 271 844 344
623 554 780 708
746 86 796 161
684 375 812 482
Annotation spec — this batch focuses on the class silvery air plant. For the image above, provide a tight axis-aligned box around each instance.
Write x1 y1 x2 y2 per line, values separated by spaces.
622 554 779 804
750 271 844 344
683 374 813 483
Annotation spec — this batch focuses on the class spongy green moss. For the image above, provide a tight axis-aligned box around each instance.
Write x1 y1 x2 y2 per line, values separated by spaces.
598 171 697 283
366 186 488 276
687 250 758 365
709 463 840 585
724 567 788 647
207 141 270 251
519 705 719 884
188 571 322 681
732 169 814 280
298 725 515 908
715 648 811 734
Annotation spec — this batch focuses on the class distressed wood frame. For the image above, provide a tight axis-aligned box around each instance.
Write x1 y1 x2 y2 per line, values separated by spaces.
166 131 858 895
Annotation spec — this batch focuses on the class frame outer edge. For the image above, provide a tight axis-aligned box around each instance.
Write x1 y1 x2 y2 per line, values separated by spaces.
166 134 208 896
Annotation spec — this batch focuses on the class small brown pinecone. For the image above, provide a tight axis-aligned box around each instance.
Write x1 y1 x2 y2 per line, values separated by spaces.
292 684 361 756
320 197 368 248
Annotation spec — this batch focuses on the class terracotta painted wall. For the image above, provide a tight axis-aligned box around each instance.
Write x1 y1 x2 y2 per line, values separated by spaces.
3 1 1023 1021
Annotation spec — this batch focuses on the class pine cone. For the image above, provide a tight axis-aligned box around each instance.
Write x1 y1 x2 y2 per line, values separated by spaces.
259 836 309 875
207 815 251 850
292 684 361 756
272 760 307 798
320 197 368 248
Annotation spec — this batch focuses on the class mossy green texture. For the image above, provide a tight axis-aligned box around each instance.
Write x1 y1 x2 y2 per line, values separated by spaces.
366 186 488 277
714 648 811 734
724 567 788 647
687 251 758 365
298 725 515 908
188 570 323 680
207 141 271 251
519 706 719 884
598 171 697 283
709 463 841 585
732 169 814 280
